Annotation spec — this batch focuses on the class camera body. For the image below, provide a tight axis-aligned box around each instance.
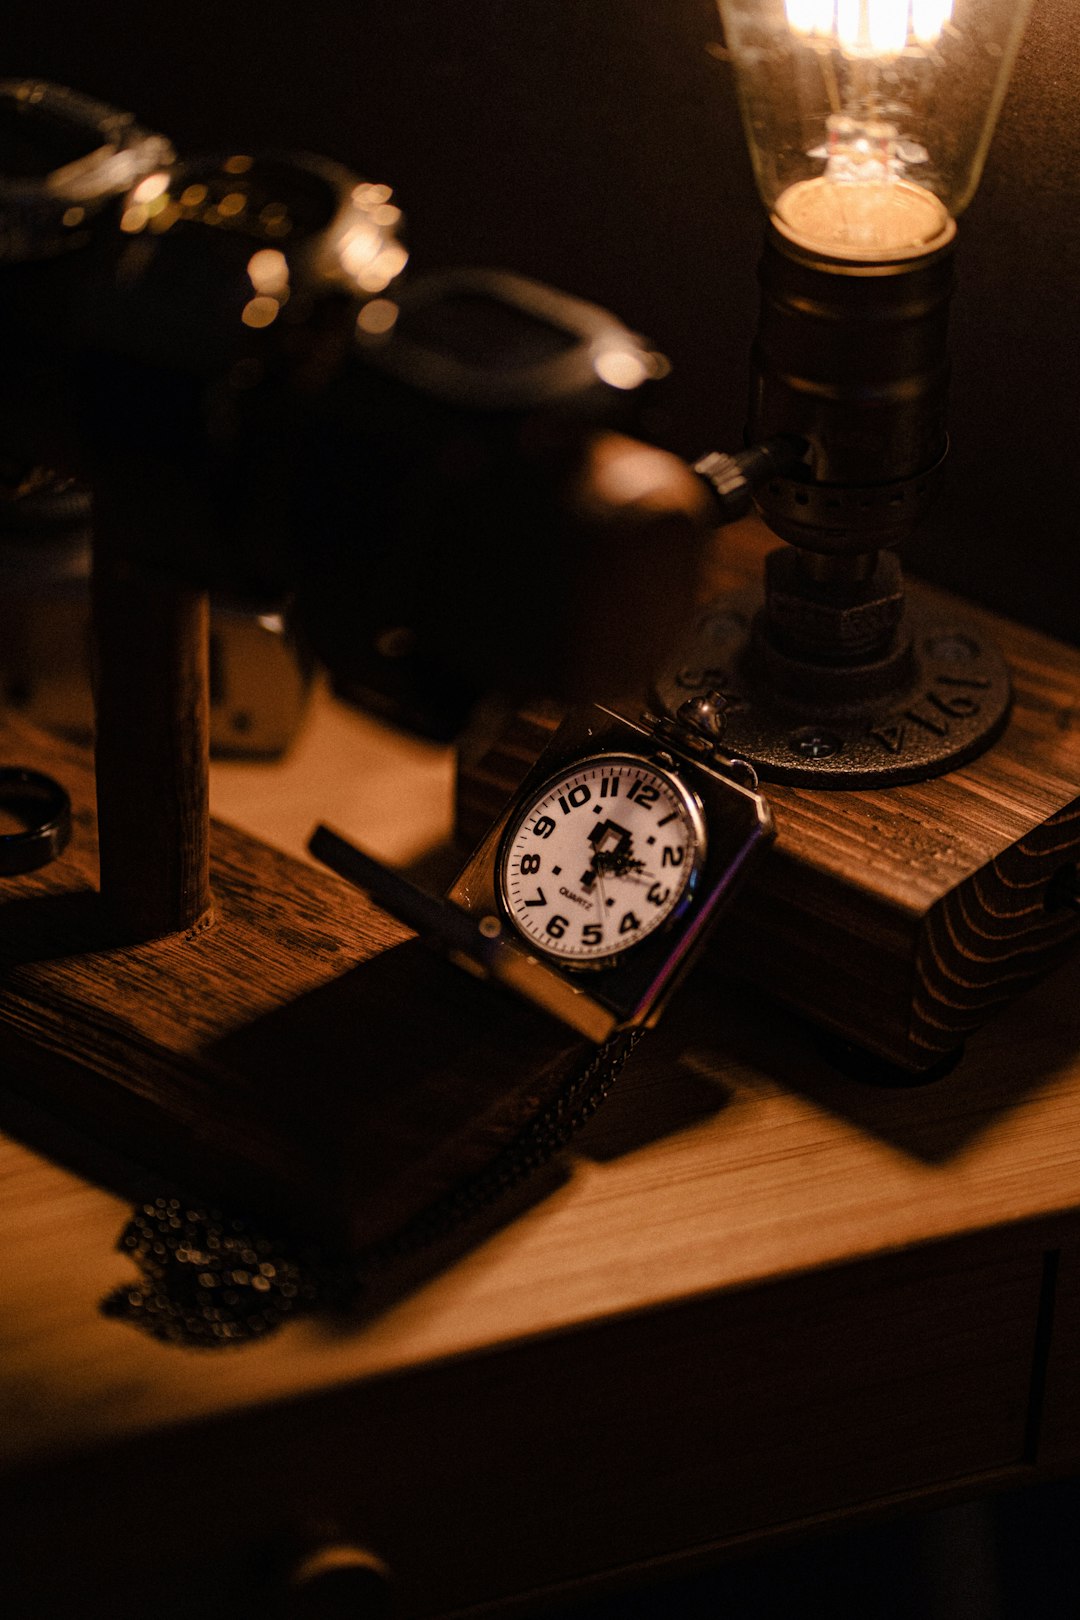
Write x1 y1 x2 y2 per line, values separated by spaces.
1 92 713 750
66 152 710 735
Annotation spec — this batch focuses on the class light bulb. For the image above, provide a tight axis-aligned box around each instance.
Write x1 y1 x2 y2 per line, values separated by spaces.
718 0 1032 259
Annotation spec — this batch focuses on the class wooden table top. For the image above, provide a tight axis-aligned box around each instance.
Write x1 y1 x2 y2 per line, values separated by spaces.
3 681 1080 1480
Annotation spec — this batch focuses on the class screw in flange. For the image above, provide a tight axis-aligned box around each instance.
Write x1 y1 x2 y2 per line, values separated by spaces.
788 726 842 760
924 632 981 664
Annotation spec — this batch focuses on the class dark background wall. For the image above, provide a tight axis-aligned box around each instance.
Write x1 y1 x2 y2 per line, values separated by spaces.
7 0 1078 641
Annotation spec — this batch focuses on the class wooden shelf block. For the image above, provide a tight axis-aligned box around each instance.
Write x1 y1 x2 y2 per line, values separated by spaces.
0 712 596 1253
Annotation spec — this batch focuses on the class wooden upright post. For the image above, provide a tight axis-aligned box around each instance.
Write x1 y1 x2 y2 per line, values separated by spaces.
92 533 212 941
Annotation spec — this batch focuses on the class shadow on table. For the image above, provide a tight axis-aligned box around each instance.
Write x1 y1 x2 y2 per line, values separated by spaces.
573 951 1080 1168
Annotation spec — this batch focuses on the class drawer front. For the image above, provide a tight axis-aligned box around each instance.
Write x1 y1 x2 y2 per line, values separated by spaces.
1 1234 1048 1618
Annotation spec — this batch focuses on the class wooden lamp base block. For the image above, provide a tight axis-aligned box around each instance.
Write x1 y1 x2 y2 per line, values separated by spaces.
458 523 1080 1073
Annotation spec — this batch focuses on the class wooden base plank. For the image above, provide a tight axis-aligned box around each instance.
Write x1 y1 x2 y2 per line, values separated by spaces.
0 711 597 1253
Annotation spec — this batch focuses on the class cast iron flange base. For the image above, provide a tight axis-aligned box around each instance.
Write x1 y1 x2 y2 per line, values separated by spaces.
653 582 1012 788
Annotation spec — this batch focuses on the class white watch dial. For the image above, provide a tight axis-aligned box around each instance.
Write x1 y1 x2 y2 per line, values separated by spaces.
498 753 705 963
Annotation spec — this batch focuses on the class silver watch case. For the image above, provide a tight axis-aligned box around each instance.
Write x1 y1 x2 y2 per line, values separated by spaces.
449 704 773 1040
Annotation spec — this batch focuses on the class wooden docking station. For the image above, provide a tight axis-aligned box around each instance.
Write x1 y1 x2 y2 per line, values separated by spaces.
458 519 1080 1075
0 536 619 1257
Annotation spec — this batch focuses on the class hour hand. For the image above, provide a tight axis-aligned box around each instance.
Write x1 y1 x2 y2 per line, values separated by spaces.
590 818 632 861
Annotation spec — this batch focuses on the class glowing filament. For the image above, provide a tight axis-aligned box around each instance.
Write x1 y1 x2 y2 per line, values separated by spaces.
785 0 835 32
785 0 953 53
910 0 952 43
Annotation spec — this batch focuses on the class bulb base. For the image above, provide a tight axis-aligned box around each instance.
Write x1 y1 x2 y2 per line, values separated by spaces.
751 223 956 526
657 225 1009 786
772 179 956 264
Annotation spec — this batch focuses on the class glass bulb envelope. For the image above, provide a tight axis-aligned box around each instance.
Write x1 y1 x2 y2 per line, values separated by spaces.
717 0 1032 259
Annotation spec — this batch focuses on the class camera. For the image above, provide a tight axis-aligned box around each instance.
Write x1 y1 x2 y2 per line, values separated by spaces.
2 88 715 749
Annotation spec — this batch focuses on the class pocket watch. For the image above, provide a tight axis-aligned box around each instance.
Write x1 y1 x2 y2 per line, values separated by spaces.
310 694 773 1042
495 747 708 965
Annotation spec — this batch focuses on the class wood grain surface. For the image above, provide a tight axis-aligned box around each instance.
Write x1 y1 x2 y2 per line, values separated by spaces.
3 680 1080 1616
91 548 212 939
0 704 613 1255
458 519 1080 1070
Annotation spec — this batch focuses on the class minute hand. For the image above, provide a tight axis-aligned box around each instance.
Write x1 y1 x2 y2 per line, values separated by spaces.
592 865 609 921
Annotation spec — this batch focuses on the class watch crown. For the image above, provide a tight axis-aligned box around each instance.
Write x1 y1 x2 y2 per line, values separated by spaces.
675 689 728 743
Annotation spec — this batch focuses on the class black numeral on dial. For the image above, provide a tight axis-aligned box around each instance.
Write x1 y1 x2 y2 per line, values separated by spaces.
502 753 700 963
558 784 591 815
626 781 658 808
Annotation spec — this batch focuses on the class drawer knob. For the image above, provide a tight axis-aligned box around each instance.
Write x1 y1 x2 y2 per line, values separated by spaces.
285 1542 392 1619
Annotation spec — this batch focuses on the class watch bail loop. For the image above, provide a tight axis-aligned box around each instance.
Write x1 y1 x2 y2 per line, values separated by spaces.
675 689 728 742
